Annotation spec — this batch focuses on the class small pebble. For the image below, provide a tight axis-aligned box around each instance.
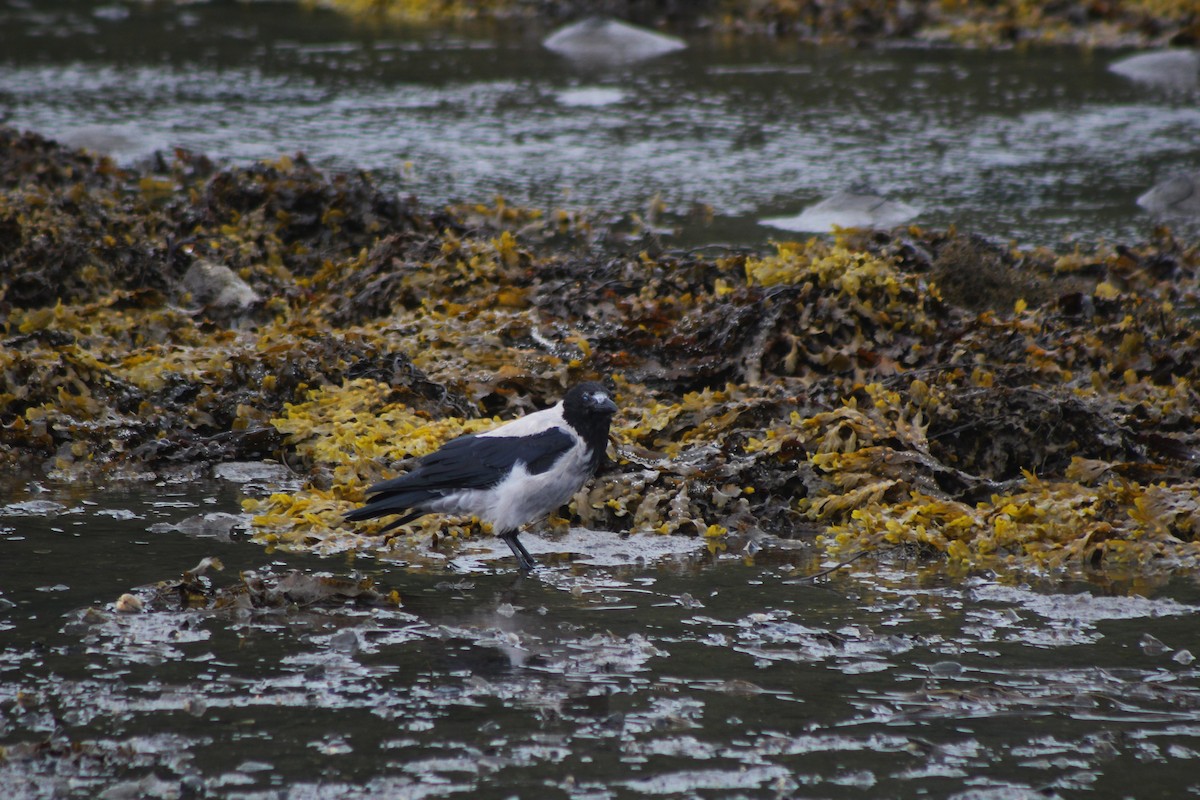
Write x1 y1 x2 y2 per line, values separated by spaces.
115 593 143 613
928 661 963 677
1140 633 1169 656
329 629 361 654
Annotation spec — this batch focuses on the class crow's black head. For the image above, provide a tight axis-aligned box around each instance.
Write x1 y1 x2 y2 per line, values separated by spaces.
563 381 617 417
562 381 617 460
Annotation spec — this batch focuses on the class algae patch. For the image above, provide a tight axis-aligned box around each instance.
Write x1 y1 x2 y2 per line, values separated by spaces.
2 126 1199 579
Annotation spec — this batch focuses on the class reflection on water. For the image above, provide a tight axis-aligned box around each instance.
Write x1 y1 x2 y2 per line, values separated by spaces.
2 1 1199 247
2 481 1199 797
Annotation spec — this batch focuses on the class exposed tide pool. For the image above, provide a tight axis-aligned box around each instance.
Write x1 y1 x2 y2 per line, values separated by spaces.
2 0 1200 248
2 478 1199 798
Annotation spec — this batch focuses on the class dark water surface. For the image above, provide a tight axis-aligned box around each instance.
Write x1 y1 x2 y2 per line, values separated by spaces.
2 0 1199 247
3 480 1199 798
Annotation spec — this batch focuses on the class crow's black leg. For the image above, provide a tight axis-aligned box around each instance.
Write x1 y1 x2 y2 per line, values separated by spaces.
500 532 537 571
513 536 537 570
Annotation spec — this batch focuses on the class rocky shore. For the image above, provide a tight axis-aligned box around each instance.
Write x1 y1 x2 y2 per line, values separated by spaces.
2 125 1198 579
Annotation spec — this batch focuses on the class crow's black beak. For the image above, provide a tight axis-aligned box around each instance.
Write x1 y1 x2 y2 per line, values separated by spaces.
594 395 617 414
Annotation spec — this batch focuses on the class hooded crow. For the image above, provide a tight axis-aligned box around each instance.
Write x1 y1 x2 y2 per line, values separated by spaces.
345 382 618 570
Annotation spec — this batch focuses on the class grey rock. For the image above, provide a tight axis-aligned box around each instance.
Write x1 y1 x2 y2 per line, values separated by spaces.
182 259 260 311
1137 170 1200 217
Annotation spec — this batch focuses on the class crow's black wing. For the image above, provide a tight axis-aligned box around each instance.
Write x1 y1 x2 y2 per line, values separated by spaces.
366 428 574 496
344 428 577 531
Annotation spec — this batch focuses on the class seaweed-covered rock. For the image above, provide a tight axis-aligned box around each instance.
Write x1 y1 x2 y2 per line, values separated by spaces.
322 0 1197 48
3 126 1200 577
0 129 426 312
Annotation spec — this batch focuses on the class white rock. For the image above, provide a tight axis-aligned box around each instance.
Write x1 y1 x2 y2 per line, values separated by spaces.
543 17 686 66
1109 50 1200 90
214 460 296 485
555 87 626 107
761 190 920 233
56 123 168 161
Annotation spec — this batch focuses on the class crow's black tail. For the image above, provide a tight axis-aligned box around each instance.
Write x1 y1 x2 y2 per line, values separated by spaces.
344 491 432 532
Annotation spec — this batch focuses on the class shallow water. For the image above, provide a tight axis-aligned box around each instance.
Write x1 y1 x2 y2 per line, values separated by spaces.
3 479 1200 797
2 0 1199 247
